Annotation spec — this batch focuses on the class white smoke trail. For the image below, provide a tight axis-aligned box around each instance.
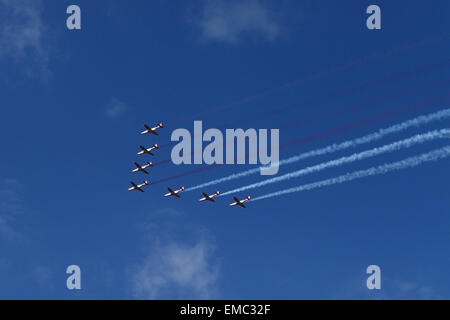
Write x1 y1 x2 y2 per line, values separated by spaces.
220 129 450 196
186 108 450 192
253 145 450 201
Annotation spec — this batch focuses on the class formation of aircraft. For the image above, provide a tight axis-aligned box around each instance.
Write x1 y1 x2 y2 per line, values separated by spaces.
164 186 185 198
128 180 149 192
127 121 251 208
132 161 153 174
229 196 251 208
127 123 162 191
141 123 163 136
166 189 249 208
199 191 220 202
137 144 159 156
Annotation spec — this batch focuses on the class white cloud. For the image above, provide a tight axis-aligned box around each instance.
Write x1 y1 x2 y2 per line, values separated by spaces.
194 0 283 44
392 279 441 300
33 265 53 288
334 275 443 300
0 178 24 241
0 0 49 77
105 97 127 119
131 211 219 299
132 240 219 299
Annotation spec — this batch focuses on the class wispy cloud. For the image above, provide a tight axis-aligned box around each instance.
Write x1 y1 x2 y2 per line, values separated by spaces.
105 97 127 119
0 0 49 77
131 208 219 299
33 265 53 289
333 276 442 300
0 178 24 241
193 0 284 44
132 241 219 299
391 280 441 299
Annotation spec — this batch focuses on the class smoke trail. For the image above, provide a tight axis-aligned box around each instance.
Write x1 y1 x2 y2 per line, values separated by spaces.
186 108 450 192
253 145 450 201
220 129 450 196
166 33 450 127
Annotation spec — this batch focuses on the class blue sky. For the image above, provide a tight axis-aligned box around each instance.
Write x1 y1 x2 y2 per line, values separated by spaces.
0 0 449 299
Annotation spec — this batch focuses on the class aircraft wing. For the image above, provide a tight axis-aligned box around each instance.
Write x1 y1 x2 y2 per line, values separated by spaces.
137 187 144 192
233 196 239 202
134 162 141 168
130 181 138 187
202 192 208 197
238 203 246 208
144 124 151 130
174 193 181 198
209 198 215 203
167 187 174 194
151 131 158 136
141 168 149 174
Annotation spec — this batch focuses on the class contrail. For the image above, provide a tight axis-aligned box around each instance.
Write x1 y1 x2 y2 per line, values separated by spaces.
186 108 450 192
154 93 449 186
220 129 450 196
166 32 449 127
252 145 450 201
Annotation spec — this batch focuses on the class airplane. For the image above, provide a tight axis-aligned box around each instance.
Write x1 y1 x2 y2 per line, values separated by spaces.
137 144 158 156
128 180 149 192
229 196 251 208
164 186 185 198
141 123 163 136
199 191 220 203
132 161 153 174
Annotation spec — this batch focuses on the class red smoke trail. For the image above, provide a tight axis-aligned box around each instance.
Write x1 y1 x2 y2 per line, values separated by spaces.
280 79 450 130
150 164 222 185
152 79 450 166
149 91 450 185
226 59 450 128
156 58 450 152
279 93 450 149
164 33 449 128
